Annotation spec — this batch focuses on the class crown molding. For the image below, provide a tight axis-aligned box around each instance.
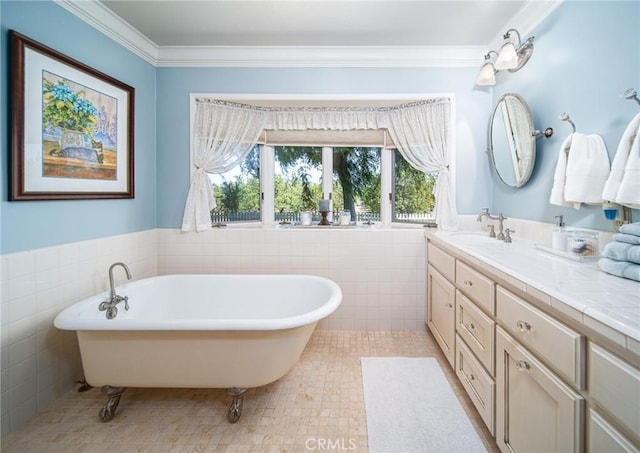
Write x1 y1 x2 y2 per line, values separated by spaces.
54 0 159 64
156 45 484 68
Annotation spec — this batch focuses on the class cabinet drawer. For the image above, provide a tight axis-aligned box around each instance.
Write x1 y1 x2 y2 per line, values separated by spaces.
455 260 495 315
455 334 495 435
496 286 584 389
588 409 640 453
427 242 455 282
456 290 495 375
589 343 640 439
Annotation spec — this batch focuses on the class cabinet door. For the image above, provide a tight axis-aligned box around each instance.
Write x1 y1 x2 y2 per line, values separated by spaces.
427 265 456 368
496 326 584 453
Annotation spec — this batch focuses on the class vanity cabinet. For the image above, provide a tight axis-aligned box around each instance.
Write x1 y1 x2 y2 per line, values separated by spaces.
425 234 640 452
496 326 584 452
427 242 497 433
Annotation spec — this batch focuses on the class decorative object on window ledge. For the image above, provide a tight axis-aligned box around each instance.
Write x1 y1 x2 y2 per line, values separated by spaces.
475 28 535 86
318 199 332 225
9 30 135 200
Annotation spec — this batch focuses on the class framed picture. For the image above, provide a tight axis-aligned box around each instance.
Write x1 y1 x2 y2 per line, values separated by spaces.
9 30 135 200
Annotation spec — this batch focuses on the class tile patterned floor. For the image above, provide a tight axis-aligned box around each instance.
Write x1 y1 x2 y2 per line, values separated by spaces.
2 330 499 452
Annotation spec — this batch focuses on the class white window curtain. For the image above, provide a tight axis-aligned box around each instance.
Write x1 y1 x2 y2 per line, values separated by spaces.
182 98 458 232
182 101 266 231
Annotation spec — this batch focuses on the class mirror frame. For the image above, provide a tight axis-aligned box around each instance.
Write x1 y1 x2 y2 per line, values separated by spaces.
488 93 536 188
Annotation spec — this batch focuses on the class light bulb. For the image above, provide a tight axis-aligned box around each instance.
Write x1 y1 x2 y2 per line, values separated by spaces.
475 62 496 86
495 42 518 70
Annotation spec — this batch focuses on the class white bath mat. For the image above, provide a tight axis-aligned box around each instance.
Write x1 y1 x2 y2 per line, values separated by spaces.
361 357 486 453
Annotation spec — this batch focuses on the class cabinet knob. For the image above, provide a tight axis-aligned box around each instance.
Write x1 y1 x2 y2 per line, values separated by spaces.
515 360 532 373
464 280 473 287
464 322 476 331
445 303 453 308
516 320 532 333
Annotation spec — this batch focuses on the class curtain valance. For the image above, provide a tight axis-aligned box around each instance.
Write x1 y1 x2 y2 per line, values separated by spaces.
182 97 458 232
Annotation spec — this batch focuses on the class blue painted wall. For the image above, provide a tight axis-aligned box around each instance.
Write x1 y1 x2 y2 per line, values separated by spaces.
0 1 157 254
2 1 638 253
492 0 640 230
155 67 493 228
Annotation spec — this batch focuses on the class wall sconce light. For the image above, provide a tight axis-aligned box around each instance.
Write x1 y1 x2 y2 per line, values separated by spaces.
495 28 535 71
476 51 498 86
475 28 535 86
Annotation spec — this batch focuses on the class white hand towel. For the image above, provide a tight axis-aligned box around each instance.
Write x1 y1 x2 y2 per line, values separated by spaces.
564 133 610 209
614 124 640 208
603 112 640 202
549 133 573 207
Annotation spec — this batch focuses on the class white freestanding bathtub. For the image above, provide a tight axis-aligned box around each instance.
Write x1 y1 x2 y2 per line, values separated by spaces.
54 273 342 422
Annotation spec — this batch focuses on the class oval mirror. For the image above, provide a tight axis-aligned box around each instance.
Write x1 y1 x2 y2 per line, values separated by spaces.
489 93 536 188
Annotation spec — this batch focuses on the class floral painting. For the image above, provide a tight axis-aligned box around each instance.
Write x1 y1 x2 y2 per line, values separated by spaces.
42 71 118 180
10 30 134 200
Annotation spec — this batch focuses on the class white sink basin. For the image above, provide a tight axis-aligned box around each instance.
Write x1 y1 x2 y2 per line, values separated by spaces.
447 232 498 244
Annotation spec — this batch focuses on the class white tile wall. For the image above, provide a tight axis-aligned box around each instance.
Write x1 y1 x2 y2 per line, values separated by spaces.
158 227 427 331
1 226 426 437
0 229 157 437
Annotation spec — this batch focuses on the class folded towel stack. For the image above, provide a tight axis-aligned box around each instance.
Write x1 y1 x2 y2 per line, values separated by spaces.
598 222 640 282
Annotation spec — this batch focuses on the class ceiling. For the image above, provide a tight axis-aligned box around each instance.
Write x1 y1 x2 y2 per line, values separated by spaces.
58 0 561 66
100 0 525 47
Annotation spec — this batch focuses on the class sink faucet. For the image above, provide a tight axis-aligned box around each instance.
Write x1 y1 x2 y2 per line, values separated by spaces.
99 262 132 319
477 208 507 240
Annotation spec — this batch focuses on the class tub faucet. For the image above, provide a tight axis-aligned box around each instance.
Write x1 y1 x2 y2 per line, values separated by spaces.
99 262 132 319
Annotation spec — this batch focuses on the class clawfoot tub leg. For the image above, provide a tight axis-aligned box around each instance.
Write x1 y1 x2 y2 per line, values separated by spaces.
226 387 247 423
99 386 126 422
76 378 93 392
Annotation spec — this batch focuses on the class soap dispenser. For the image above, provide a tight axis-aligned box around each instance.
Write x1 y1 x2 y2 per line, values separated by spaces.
552 215 566 250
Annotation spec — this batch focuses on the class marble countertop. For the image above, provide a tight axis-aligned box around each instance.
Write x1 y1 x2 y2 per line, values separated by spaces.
425 230 640 357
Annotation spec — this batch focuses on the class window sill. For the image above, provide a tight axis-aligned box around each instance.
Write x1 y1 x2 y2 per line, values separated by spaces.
209 222 434 231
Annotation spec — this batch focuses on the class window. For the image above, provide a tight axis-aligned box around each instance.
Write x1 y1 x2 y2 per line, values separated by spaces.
392 150 436 224
273 146 323 224
332 147 381 222
209 144 437 226
209 145 260 224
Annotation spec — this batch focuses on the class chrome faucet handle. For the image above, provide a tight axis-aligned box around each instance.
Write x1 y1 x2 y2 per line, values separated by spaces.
488 225 496 238
122 296 129 311
504 228 515 243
